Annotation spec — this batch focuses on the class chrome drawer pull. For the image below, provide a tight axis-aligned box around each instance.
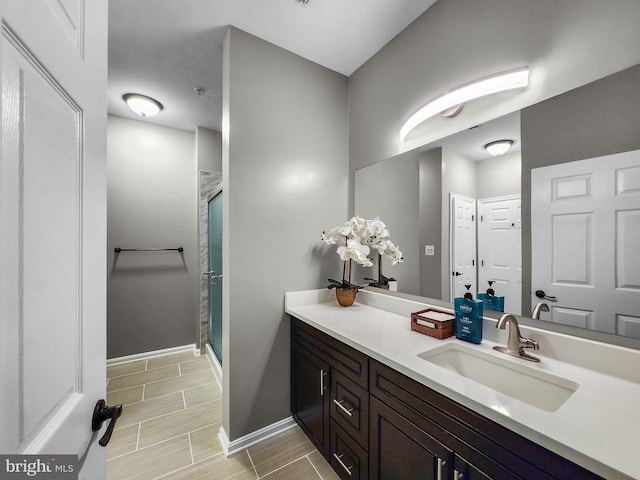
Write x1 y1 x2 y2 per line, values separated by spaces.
333 398 354 417
320 370 328 396
333 453 354 476
454 469 464 479
437 458 447 480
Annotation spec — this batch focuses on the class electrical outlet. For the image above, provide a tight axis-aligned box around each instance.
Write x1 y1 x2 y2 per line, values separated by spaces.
425 245 435 256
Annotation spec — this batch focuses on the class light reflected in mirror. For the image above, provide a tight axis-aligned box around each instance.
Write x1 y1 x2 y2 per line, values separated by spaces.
354 63 640 343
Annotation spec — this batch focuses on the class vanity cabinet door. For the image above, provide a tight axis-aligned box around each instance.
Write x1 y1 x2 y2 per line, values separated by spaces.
291 342 330 458
369 396 452 480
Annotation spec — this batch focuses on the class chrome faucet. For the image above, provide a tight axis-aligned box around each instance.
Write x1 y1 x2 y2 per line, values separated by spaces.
493 314 540 362
531 302 549 320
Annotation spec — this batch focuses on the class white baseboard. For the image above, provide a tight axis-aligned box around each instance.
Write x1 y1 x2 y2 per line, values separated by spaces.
107 344 198 366
218 417 297 457
204 343 223 387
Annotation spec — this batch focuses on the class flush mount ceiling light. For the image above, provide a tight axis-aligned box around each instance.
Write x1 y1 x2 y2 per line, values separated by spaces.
485 139 514 156
123 93 163 117
400 66 529 141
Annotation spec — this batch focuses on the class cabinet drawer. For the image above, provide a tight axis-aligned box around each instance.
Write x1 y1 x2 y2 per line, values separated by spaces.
292 317 369 389
330 419 368 480
454 453 492 480
330 370 369 449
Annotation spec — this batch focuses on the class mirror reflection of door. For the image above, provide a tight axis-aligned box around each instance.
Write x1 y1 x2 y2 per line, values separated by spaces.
450 194 477 300
208 191 223 364
531 150 640 338
478 196 522 315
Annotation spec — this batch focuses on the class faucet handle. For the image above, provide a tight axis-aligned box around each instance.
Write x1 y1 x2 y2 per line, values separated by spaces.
521 337 539 350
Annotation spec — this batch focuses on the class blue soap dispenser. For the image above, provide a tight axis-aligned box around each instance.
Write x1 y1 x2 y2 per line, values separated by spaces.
455 284 484 344
477 281 505 312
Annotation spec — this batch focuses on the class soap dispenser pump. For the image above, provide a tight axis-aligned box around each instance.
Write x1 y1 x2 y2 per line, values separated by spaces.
486 281 495 296
464 284 473 300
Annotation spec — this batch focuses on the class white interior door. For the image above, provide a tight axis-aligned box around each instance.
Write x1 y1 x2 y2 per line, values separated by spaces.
0 2 108 478
450 194 476 301
531 150 640 337
478 196 522 315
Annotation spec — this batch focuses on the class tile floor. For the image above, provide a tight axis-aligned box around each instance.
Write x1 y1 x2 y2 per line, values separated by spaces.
106 350 339 480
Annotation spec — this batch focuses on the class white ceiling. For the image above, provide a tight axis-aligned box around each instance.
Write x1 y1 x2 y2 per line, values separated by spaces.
108 0 438 132
421 111 522 162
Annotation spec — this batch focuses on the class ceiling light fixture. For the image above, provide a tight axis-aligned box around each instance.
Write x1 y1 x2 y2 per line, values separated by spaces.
485 139 514 156
123 93 163 117
400 66 529 141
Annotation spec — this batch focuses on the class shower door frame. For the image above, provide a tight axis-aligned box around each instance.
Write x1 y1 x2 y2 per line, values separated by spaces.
207 187 223 365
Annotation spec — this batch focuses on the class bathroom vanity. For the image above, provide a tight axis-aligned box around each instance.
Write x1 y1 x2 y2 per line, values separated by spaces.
286 289 640 480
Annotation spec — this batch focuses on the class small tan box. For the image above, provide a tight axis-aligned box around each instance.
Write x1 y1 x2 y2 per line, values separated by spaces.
410 308 455 340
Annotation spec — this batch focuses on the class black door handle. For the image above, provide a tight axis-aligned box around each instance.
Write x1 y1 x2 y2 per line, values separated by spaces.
92 399 123 447
452 271 462 277
535 290 557 301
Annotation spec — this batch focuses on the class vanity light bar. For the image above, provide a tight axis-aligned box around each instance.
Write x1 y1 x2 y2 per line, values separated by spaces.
400 66 529 141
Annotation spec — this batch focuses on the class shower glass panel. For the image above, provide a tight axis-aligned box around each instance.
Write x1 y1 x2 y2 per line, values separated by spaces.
208 191 223 364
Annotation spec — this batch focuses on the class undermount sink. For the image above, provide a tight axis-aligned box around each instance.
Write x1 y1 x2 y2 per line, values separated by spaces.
417 343 579 412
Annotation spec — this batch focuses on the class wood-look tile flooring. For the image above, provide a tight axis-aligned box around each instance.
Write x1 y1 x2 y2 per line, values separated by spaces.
107 351 338 480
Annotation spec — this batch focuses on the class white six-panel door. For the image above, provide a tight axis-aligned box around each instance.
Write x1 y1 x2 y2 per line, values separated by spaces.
531 150 640 338
450 194 477 301
0 1 107 478
478 196 522 315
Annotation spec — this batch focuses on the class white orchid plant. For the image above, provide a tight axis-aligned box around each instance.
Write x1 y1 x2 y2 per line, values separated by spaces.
321 216 403 290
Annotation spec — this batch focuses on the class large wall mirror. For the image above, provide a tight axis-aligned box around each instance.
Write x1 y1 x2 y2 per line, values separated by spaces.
354 63 640 347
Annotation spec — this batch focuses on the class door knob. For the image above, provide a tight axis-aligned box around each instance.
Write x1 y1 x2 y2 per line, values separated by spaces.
92 399 123 447
535 290 557 301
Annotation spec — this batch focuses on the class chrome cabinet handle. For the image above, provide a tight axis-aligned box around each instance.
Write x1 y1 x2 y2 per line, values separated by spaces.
333 453 354 476
454 469 464 479
92 399 123 447
437 458 446 480
333 398 354 417
320 369 328 396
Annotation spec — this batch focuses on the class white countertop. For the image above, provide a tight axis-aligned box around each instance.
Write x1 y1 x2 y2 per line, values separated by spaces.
285 289 640 480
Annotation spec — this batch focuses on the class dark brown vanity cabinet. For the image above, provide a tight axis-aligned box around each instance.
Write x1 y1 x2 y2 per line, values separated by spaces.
291 317 604 480
291 318 369 472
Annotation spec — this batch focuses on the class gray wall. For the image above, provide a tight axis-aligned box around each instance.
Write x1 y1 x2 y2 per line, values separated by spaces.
222 27 349 440
477 152 521 200
107 115 198 358
196 127 222 173
354 149 420 295
348 0 640 213
419 149 442 298
521 64 640 313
